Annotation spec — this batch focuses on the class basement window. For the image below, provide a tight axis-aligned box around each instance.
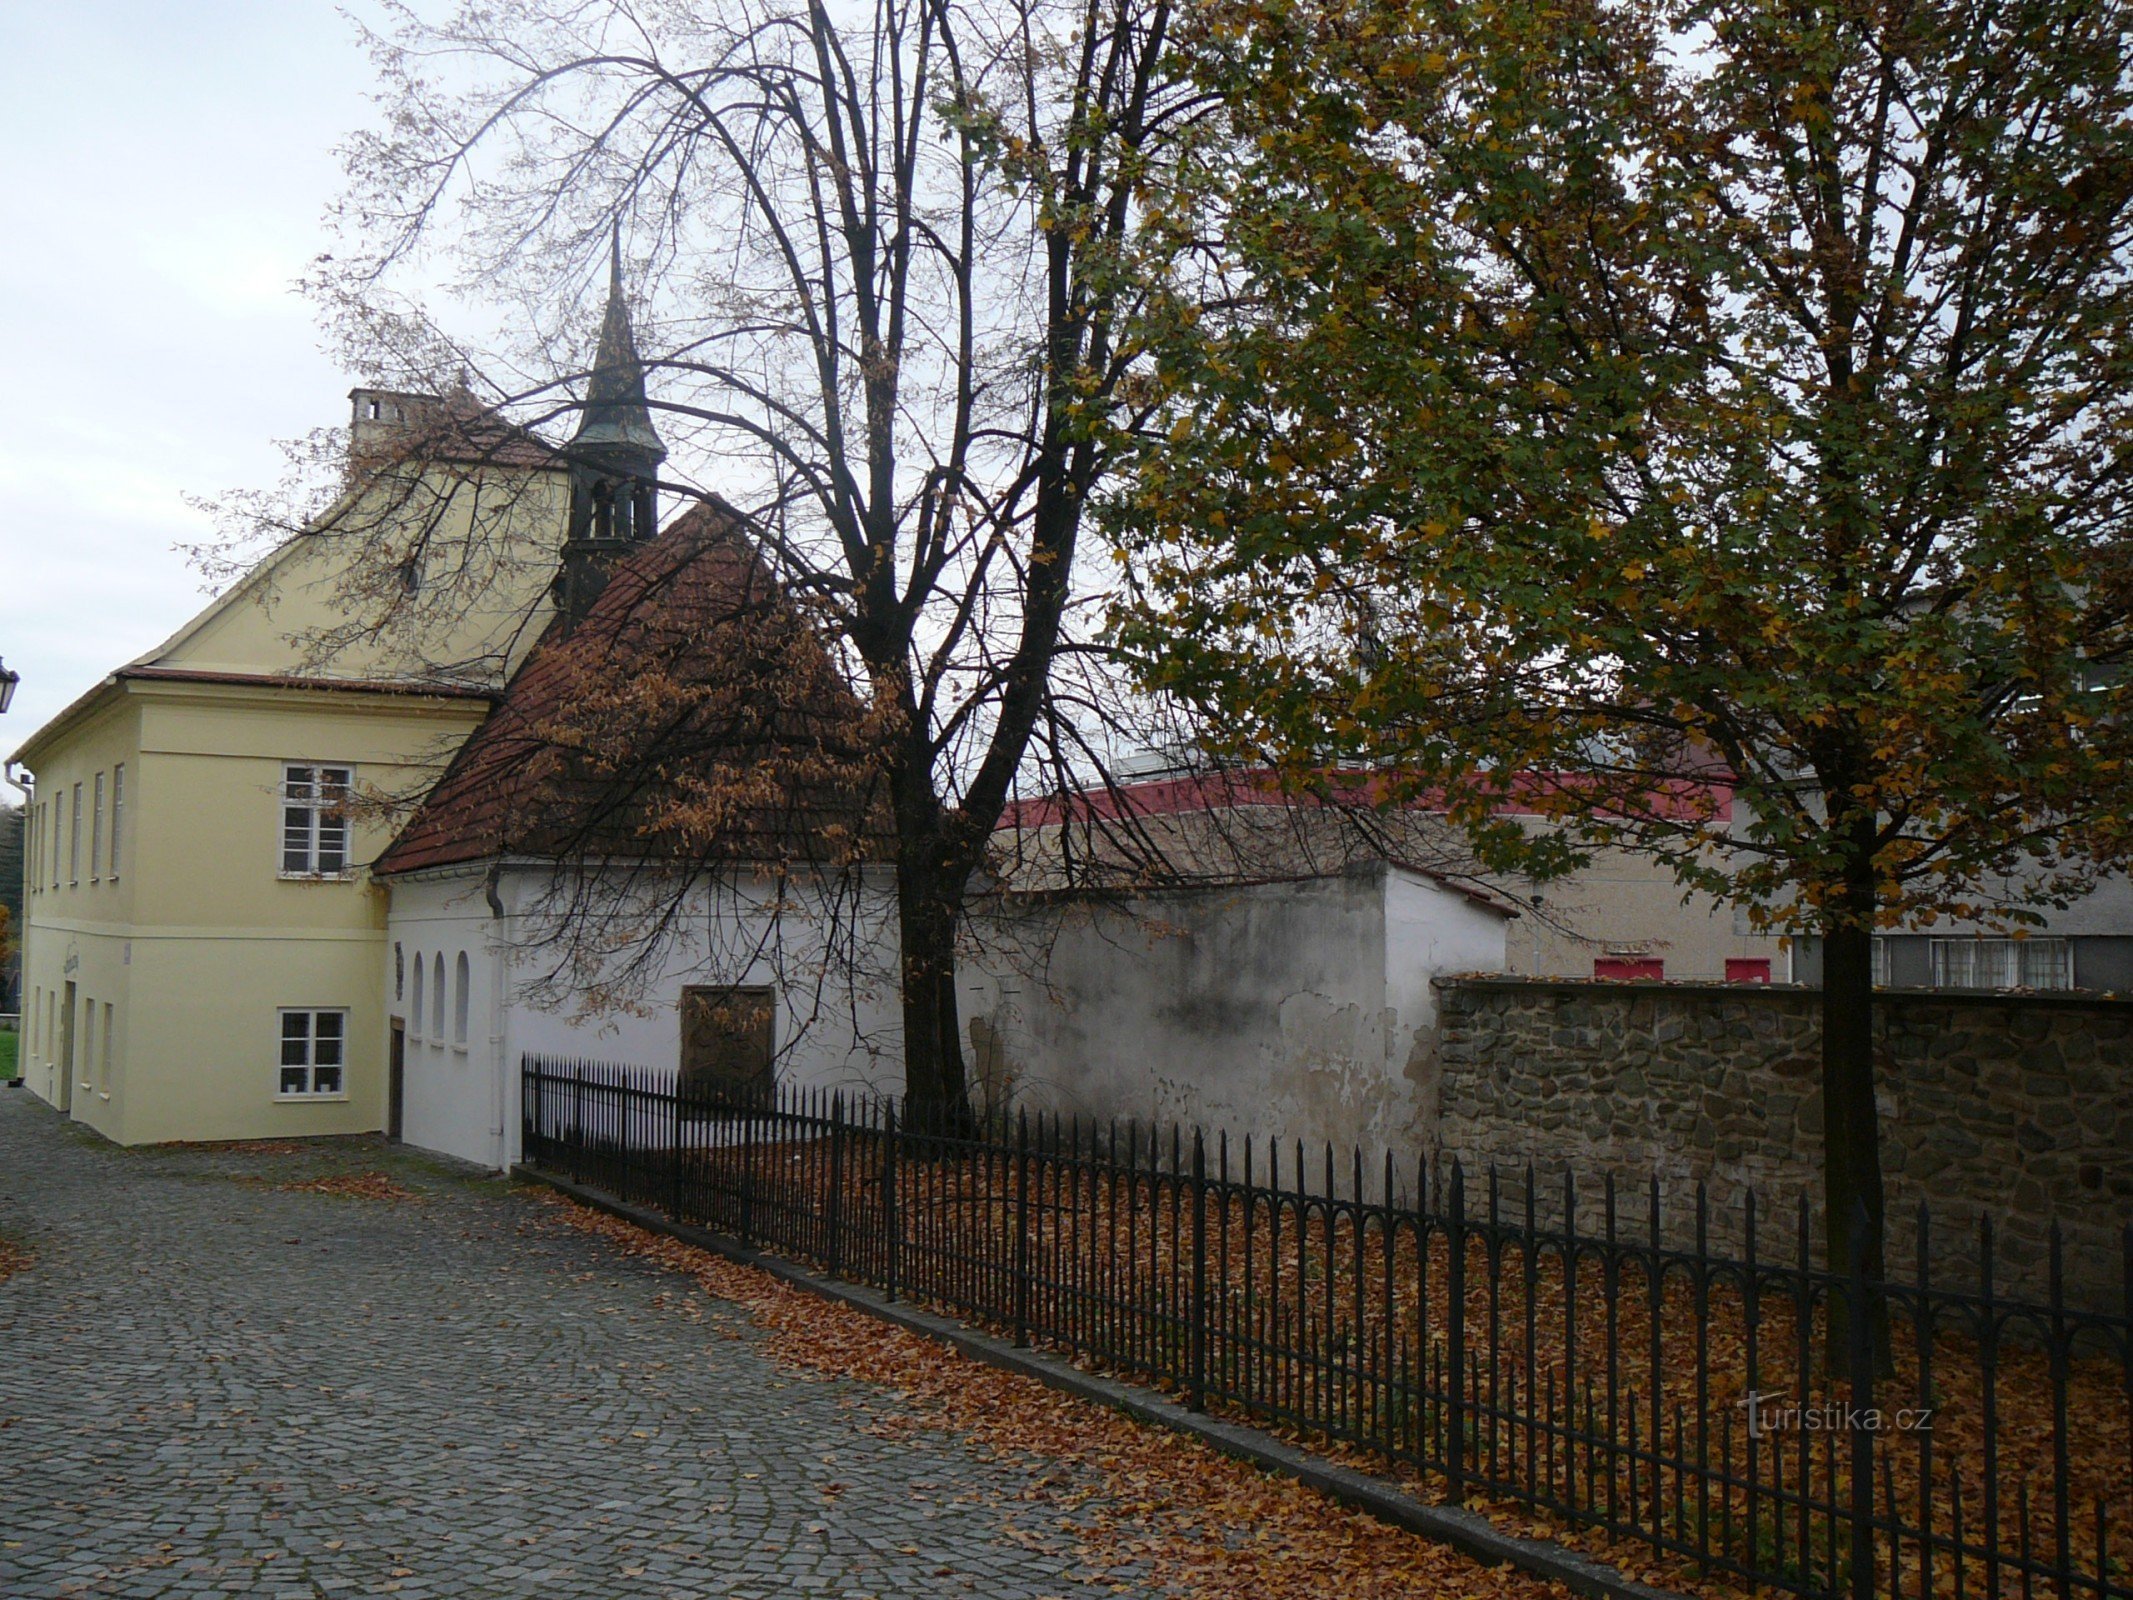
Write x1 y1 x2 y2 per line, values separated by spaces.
278 1009 348 1099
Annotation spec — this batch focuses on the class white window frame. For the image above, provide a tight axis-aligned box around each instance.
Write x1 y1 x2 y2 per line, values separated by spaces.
280 763 355 879
1929 937 2073 991
277 1008 351 1100
69 782 81 885
90 771 104 882
109 763 124 879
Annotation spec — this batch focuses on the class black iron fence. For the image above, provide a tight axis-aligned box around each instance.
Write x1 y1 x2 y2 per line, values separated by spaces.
522 1056 2133 1600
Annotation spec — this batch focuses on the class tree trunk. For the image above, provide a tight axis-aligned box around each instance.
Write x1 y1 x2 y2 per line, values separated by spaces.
1820 839 1892 1373
895 848 972 1134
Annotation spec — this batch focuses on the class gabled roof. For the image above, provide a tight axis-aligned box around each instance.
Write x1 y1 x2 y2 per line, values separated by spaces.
375 503 886 876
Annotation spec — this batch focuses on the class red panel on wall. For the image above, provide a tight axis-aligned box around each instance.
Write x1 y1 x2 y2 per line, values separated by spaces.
1725 958 1773 984
1593 957 1665 981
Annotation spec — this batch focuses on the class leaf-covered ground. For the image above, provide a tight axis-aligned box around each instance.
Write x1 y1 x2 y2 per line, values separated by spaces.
275 1171 424 1203
548 1194 1587 1600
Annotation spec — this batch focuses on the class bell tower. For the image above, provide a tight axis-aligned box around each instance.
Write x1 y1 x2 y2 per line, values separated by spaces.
555 229 667 623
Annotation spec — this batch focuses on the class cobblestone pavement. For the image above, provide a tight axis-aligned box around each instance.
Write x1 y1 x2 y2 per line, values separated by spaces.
0 1093 1156 1599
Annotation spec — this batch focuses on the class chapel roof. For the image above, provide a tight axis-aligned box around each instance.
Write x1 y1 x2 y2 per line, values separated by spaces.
374 501 886 877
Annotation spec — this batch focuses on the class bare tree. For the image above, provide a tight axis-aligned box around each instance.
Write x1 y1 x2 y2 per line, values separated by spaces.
284 0 1205 1121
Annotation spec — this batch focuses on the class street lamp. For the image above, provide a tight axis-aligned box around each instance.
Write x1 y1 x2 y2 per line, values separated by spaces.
0 658 16 714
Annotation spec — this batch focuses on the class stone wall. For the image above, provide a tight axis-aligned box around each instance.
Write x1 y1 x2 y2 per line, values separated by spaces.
1428 977 2133 1308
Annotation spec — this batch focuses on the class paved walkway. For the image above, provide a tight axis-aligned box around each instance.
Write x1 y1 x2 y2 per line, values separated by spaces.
0 1092 1144 1599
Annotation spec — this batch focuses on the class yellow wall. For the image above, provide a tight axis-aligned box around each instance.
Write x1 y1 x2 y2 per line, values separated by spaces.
14 453 567 1145
156 468 568 684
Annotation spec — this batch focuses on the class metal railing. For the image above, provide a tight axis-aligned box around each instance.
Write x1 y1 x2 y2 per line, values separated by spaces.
522 1055 2133 1600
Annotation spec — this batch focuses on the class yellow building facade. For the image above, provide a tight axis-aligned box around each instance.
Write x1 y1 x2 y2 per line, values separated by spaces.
10 395 569 1144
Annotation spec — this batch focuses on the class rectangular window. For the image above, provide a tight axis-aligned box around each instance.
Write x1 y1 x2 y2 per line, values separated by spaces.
277 1009 348 1098
281 764 353 877
69 783 82 885
1930 937 2072 991
90 772 105 881
101 1002 114 1092
27 802 37 892
51 800 62 889
81 1000 95 1090
109 764 124 879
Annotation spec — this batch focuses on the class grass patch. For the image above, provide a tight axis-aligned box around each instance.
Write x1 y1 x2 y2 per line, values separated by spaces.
0 1026 17 1081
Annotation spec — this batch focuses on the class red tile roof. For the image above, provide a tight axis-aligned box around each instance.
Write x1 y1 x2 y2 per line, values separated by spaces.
375 503 886 877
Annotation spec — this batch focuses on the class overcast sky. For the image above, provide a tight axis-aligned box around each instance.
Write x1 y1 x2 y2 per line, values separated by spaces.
0 1 386 745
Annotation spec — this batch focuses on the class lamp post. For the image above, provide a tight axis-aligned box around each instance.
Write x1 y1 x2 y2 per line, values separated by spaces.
0 658 16 714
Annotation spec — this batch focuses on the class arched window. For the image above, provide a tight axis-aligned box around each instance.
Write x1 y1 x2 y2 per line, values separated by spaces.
431 953 446 1039
453 952 471 1047
394 942 405 1002
409 952 425 1037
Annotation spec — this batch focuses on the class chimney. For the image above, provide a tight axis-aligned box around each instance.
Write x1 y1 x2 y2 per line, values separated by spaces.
347 388 446 477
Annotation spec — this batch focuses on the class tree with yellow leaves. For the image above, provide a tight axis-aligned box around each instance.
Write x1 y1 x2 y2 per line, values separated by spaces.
1118 0 2133 1323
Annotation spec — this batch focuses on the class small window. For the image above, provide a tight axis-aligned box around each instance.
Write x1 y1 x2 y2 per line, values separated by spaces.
281 764 353 877
409 953 425 1039
109 764 124 878
452 952 470 1047
278 1010 348 1098
430 953 445 1039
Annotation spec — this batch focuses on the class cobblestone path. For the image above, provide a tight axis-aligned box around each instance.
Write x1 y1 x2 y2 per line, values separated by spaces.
0 1093 1151 1599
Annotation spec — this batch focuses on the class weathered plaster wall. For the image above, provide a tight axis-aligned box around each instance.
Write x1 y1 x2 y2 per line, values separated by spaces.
1432 977 2133 1305
964 864 1508 1154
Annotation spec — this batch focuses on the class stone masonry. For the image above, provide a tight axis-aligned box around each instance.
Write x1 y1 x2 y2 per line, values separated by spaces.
1427 977 2133 1308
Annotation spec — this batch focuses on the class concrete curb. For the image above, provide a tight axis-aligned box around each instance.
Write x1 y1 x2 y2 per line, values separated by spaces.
515 1164 1691 1600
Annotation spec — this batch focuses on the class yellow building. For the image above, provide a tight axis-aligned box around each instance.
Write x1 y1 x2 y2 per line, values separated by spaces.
8 390 571 1144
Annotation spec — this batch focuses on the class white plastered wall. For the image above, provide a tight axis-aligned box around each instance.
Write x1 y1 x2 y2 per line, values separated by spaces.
384 863 905 1169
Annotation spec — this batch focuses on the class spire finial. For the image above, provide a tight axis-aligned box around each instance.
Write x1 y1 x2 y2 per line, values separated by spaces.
571 228 666 464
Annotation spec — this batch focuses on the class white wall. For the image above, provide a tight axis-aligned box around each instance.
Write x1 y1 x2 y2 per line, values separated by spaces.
384 863 904 1169
964 864 1507 1155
